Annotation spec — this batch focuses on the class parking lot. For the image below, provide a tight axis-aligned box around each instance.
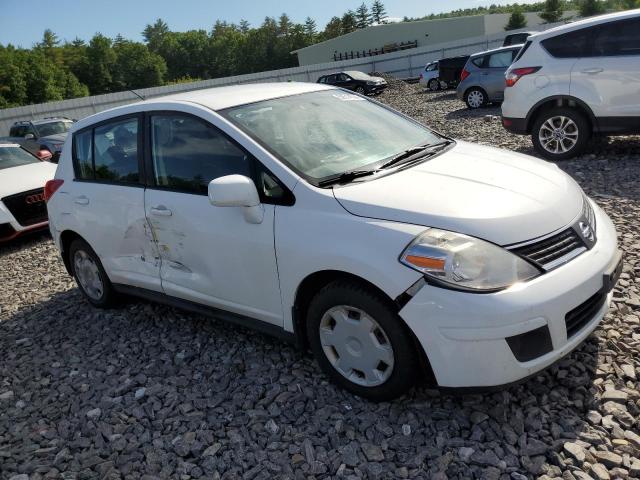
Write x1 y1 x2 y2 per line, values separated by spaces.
1 79 639 480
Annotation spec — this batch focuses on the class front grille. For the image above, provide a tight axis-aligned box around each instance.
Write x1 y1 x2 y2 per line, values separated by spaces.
565 291 606 338
510 227 586 269
1 188 48 227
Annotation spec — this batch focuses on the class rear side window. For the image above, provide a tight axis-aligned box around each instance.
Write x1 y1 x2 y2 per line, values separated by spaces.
150 114 252 195
72 116 141 184
471 56 484 67
487 51 514 68
542 27 593 58
593 18 640 57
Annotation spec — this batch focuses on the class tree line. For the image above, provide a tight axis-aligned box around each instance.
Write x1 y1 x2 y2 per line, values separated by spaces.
0 0 637 109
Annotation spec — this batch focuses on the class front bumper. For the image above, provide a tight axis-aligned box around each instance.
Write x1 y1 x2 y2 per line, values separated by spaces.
366 84 387 94
399 201 620 387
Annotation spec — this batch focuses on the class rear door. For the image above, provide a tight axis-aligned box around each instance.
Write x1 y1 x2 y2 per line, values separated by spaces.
482 49 517 101
70 114 161 290
571 17 640 127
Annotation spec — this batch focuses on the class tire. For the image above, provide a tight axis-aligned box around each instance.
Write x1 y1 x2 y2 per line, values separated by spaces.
531 107 590 160
355 86 366 94
306 280 420 401
428 79 440 91
69 238 117 308
465 88 487 109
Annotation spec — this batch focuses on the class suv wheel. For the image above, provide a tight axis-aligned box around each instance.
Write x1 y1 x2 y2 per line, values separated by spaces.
428 79 440 91
532 107 590 160
306 280 419 401
69 238 117 308
465 88 487 109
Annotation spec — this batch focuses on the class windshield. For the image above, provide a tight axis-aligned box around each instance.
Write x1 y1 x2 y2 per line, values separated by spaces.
222 90 441 182
345 70 372 81
34 121 72 137
0 146 39 170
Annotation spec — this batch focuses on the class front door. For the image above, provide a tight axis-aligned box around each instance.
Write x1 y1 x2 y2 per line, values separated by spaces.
144 112 283 325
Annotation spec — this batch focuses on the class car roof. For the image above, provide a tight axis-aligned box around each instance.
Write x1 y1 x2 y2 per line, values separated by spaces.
470 44 524 58
32 118 73 125
530 9 639 41
73 82 334 131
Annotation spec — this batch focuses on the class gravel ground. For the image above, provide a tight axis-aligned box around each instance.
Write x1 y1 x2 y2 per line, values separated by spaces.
1 80 640 480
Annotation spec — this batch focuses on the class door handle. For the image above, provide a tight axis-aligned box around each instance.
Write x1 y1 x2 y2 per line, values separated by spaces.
580 68 603 74
74 196 89 205
150 206 172 216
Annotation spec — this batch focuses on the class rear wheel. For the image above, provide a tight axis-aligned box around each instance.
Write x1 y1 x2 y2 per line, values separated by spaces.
531 107 590 160
355 86 366 94
465 88 487 109
428 79 440 91
306 280 420 401
69 238 117 308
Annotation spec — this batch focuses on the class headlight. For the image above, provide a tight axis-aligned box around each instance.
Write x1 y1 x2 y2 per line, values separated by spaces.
400 229 541 292
366 81 376 85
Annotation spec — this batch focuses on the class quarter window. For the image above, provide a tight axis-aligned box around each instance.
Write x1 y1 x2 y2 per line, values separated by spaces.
487 51 513 68
150 114 252 195
73 129 93 180
541 27 593 58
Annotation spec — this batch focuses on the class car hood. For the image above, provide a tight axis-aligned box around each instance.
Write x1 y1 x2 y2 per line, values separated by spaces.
40 133 67 143
0 162 57 198
332 141 583 245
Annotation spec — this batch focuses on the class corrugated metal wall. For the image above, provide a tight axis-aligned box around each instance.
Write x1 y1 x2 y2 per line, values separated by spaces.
0 23 563 134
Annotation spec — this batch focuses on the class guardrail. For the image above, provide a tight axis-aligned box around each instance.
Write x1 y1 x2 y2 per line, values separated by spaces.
0 22 566 134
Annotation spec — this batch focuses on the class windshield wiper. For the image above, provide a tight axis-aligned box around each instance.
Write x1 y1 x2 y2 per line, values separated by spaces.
379 140 453 170
317 169 377 187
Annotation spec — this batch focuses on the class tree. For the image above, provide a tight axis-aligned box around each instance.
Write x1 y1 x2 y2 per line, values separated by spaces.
539 0 565 23
80 34 117 94
505 7 527 30
579 0 605 16
341 11 358 34
371 1 388 24
142 19 170 52
304 17 317 39
112 40 167 90
239 19 250 34
322 17 343 40
355 3 372 29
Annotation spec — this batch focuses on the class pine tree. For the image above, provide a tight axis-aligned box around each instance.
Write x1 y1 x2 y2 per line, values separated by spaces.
304 17 317 38
371 1 388 24
239 19 250 34
504 7 527 30
539 0 565 23
579 0 605 16
355 3 372 29
341 11 358 34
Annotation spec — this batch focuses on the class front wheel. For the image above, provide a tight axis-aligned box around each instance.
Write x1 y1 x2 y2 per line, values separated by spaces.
306 280 420 401
355 86 366 94
465 88 487 109
428 79 440 91
69 238 118 308
531 107 590 160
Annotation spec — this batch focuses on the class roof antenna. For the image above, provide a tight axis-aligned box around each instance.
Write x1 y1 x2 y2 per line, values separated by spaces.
130 90 146 101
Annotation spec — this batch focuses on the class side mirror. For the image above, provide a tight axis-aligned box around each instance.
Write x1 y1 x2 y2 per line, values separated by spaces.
24 133 35 140
208 175 263 224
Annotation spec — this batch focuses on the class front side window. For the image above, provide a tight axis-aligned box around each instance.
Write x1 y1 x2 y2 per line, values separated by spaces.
593 18 640 57
0 146 39 170
150 114 252 195
222 90 441 183
487 51 513 68
72 116 140 184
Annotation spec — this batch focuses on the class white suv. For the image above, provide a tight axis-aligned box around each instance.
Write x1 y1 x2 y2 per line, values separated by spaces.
46 83 621 400
502 10 640 160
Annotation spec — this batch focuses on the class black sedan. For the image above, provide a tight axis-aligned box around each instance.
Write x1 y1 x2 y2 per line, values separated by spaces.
317 71 387 95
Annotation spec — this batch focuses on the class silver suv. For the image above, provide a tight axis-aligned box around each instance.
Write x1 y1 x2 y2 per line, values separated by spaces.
456 45 522 109
501 10 640 160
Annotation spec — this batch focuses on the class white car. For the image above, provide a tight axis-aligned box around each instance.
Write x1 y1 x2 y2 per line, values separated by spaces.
419 61 447 91
0 143 56 242
45 83 621 400
502 9 640 160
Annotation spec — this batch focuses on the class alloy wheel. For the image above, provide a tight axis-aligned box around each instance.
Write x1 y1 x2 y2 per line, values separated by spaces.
73 250 104 301
318 305 395 387
538 116 579 154
428 79 439 91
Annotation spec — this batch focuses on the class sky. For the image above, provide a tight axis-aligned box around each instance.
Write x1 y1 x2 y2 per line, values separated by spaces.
0 0 540 48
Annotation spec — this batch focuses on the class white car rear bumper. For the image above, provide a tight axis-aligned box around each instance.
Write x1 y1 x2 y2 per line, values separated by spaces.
399 201 619 387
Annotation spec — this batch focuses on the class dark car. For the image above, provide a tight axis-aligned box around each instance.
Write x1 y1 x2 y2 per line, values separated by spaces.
502 31 535 46
437 56 471 88
8 117 74 163
317 71 387 95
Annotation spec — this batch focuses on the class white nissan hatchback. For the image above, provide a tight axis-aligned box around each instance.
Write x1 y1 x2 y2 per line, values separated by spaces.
46 83 622 400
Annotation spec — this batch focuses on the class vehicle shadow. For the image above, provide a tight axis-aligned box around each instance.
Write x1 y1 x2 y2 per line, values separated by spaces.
0 229 51 259
0 287 603 478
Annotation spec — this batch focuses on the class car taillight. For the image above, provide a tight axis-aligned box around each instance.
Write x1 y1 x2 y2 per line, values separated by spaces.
505 67 541 87
419 73 423 79
460 68 470 82
44 179 64 202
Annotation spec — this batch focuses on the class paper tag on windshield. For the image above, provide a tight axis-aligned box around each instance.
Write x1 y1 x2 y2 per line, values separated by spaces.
332 93 365 101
